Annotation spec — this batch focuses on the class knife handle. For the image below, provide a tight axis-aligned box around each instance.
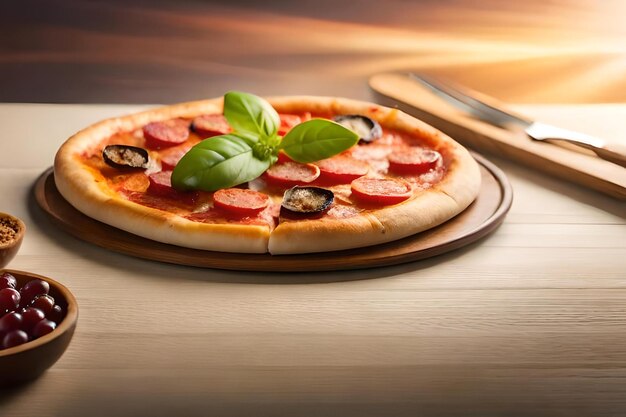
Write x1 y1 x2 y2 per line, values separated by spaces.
591 142 626 168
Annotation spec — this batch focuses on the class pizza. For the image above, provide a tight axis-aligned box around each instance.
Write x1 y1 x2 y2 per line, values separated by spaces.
53 94 481 255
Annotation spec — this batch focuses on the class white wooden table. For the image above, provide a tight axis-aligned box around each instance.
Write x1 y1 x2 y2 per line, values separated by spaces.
0 103 625 417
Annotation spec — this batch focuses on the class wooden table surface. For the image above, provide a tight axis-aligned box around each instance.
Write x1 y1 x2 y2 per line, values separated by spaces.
0 102 624 416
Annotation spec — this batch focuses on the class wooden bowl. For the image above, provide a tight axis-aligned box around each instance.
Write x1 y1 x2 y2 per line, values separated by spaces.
0 270 78 386
0 213 26 268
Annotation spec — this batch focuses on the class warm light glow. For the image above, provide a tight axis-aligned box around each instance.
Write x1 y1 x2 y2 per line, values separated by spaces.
2 0 625 103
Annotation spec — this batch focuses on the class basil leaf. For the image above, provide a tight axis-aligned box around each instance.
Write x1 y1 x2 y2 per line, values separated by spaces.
278 119 359 163
171 134 270 191
223 91 280 139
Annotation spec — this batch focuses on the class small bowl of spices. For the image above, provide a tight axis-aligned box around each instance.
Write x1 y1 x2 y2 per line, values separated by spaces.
0 213 26 268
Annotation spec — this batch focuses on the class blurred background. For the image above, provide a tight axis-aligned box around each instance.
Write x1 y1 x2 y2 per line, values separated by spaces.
1 0 625 104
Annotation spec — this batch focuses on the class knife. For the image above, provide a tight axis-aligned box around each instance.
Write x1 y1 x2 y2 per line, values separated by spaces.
408 73 626 168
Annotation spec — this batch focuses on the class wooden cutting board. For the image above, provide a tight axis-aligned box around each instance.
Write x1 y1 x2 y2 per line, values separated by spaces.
370 72 626 200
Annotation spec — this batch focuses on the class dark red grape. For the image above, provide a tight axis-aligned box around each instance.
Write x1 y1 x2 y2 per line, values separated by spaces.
2 330 28 349
48 305 64 323
0 288 20 313
0 272 16 289
19 279 50 308
31 294 55 316
0 312 23 335
21 307 45 332
31 319 56 339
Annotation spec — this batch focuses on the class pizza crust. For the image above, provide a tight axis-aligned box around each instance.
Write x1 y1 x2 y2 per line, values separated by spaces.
54 96 481 255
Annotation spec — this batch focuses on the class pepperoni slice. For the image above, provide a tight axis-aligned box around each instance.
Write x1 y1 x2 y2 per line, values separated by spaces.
350 177 412 205
265 162 320 186
316 156 369 183
388 147 442 175
147 171 198 204
148 171 173 195
191 114 231 138
213 188 270 215
160 144 193 170
143 120 190 149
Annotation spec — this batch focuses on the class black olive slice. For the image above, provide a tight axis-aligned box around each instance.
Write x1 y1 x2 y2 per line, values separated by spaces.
103 145 149 169
281 186 334 216
333 114 382 143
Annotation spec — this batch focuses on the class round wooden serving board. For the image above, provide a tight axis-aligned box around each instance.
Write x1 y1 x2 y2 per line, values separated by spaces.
34 154 512 272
